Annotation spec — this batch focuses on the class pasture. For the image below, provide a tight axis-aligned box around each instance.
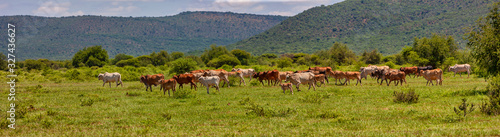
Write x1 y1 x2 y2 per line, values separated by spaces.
1 70 499 136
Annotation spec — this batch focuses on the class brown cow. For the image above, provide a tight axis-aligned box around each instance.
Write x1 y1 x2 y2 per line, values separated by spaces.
280 83 294 94
343 72 362 86
328 70 345 85
172 74 197 90
399 66 418 78
420 69 443 86
314 74 326 87
265 70 280 86
158 78 176 96
140 74 164 92
279 71 293 83
309 66 332 83
253 71 268 86
383 71 407 86
190 69 209 74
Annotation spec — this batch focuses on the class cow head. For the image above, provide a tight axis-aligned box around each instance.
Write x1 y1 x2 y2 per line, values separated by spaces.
158 79 164 84
231 68 238 72
98 74 104 80
172 75 179 80
359 67 365 72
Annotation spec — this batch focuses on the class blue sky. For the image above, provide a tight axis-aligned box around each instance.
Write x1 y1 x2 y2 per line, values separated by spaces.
0 0 344 17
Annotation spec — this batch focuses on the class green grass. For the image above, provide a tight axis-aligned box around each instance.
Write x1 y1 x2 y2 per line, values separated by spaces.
0 72 498 136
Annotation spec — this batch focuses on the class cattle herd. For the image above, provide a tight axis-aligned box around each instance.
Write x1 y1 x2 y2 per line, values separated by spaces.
97 64 472 96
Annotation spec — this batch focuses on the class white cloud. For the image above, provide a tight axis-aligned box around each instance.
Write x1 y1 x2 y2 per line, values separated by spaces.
97 2 139 16
268 11 294 16
33 1 84 17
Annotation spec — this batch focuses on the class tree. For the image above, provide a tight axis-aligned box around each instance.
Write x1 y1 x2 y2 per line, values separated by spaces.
71 45 109 67
201 44 231 64
170 58 198 75
260 53 278 59
171 52 184 60
231 49 251 65
466 2 500 76
411 34 457 67
360 49 382 65
315 42 357 65
24 59 46 70
150 50 171 66
111 53 133 65
207 55 241 68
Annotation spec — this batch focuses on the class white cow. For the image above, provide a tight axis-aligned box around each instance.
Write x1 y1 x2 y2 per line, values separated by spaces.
198 76 220 94
98 72 123 88
360 66 377 80
285 72 316 91
448 64 471 77
231 68 255 82
227 71 246 86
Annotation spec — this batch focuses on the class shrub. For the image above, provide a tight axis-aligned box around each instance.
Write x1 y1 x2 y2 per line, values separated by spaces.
454 98 475 117
72 45 108 67
207 55 241 68
393 89 419 104
480 76 500 115
169 58 198 75
276 58 293 68
173 89 197 99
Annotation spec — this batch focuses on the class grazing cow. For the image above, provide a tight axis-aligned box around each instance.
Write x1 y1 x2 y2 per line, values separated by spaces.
285 72 316 91
360 66 377 80
375 66 390 71
227 71 246 86
232 68 255 82
191 72 204 86
383 71 407 86
172 74 197 90
309 67 332 83
280 83 294 94
420 69 443 86
448 64 471 77
98 72 123 88
399 67 418 78
294 70 310 73
329 70 345 85
314 74 326 87
140 74 164 92
343 72 362 86
158 78 176 96
198 76 220 94
374 69 399 84
204 70 230 87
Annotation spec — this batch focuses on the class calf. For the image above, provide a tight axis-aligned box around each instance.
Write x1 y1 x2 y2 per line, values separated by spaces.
309 66 332 83
158 78 176 96
448 64 471 77
98 72 123 88
314 74 326 87
198 76 220 94
329 70 345 85
279 83 294 94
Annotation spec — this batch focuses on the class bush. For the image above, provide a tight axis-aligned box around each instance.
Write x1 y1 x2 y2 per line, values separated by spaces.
169 58 198 75
111 53 134 65
299 92 330 104
276 58 293 68
480 76 500 115
384 61 396 69
173 88 197 99
72 45 108 67
207 55 241 68
393 89 419 104
115 58 139 67
454 98 475 117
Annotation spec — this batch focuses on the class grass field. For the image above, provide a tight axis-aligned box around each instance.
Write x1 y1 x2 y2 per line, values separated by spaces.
1 71 499 136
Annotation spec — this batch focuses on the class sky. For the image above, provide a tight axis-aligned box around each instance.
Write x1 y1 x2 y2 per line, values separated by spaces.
0 0 345 17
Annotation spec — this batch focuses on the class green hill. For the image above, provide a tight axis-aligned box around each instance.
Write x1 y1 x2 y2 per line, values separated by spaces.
0 11 287 60
228 0 496 55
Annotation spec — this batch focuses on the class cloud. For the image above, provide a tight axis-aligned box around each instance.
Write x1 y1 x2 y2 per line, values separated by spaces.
268 11 294 16
96 2 139 16
33 1 84 17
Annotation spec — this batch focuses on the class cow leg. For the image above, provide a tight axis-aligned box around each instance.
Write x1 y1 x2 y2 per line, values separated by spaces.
325 76 329 84
206 87 210 94
296 84 301 91
290 86 294 94
103 82 106 87
312 82 316 91
109 82 112 88
387 80 391 86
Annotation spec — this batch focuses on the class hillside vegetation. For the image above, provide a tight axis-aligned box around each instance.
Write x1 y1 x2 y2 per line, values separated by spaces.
0 12 287 60
228 0 496 55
